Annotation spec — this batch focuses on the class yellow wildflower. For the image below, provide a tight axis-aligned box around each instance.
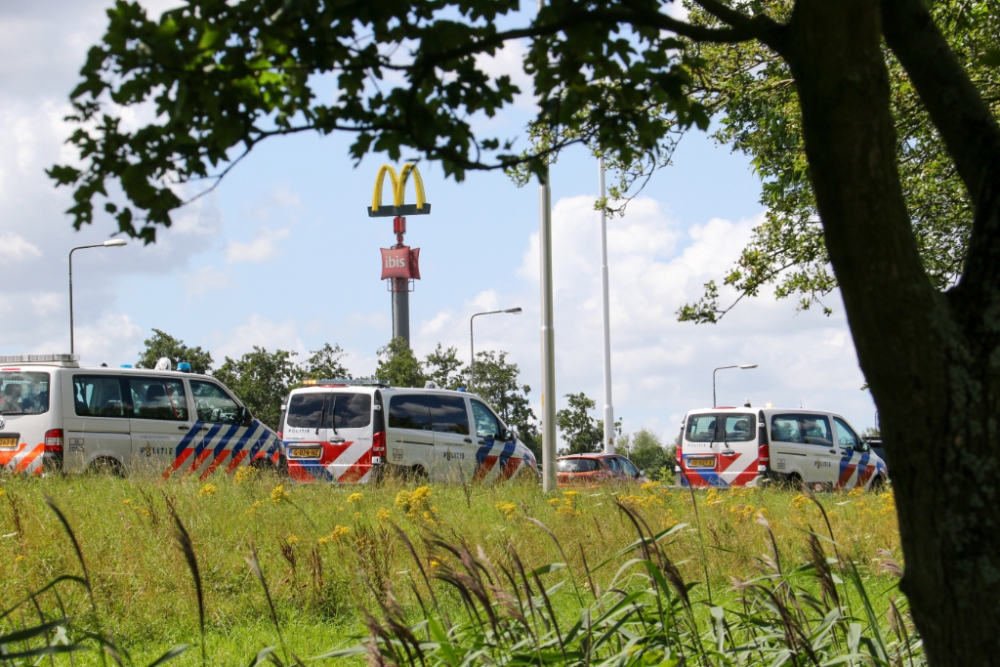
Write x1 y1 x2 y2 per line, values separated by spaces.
286 535 299 545
270 485 290 505
641 481 661 492
495 501 517 519
318 525 351 544
14 555 25 563
197 483 219 498
394 486 434 518
347 492 364 504
123 499 132 505
234 466 258 484
376 508 391 521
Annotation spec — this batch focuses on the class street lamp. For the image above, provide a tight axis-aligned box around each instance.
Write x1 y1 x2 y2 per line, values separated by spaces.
69 239 128 354
713 364 757 407
470 307 522 392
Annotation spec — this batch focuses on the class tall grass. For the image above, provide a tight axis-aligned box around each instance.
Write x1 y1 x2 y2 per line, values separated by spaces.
0 473 912 665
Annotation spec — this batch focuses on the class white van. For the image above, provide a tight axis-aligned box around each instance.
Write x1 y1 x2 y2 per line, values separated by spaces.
675 406 887 491
0 354 282 478
278 379 537 483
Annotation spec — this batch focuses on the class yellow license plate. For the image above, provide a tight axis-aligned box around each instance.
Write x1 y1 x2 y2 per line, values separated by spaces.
0 437 18 449
290 447 321 459
687 457 716 469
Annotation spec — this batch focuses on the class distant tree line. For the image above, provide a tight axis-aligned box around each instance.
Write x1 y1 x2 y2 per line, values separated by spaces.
138 329 676 471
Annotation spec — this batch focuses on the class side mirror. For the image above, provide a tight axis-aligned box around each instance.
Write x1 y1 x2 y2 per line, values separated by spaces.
501 429 514 442
638 470 645 478
238 406 253 426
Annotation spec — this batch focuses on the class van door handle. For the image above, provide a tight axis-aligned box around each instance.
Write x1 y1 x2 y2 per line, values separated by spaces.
178 425 191 431
829 449 837 455
463 438 472 444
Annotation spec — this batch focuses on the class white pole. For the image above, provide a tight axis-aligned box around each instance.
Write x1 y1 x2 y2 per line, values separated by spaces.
539 166 557 492
599 157 614 454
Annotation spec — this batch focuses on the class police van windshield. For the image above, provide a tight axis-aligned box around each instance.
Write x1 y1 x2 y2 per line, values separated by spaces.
686 413 756 442
0 372 50 415
288 392 371 429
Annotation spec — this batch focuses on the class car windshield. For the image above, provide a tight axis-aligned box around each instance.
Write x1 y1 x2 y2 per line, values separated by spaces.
0 372 50 415
557 458 601 472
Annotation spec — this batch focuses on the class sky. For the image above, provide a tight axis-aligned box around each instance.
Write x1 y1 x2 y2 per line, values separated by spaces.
0 0 878 444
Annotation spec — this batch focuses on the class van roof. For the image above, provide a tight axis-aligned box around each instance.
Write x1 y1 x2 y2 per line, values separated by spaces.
289 384 481 399
685 407 846 417
0 361 212 380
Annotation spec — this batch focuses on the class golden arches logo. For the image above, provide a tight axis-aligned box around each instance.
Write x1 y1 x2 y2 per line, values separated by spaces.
368 163 432 217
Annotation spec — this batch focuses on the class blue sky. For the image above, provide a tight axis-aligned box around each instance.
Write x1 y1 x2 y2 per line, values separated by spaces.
0 0 878 443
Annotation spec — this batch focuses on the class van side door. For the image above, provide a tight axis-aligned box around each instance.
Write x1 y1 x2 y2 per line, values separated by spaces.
427 394 474 481
127 375 194 476
387 394 435 477
832 415 874 489
66 374 130 472
469 399 517 482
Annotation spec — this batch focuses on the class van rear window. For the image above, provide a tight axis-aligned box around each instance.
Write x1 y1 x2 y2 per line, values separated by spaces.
288 392 371 429
0 372 50 416
685 413 756 442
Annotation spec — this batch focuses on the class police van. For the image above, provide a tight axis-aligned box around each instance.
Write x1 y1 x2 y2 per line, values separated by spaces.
675 406 887 491
0 354 282 478
278 379 537 483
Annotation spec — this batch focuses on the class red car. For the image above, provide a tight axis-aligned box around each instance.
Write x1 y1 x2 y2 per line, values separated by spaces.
556 453 648 486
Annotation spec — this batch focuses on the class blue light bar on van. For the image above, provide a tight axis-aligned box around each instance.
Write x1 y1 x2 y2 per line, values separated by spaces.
177 362 192 372
301 377 390 387
120 364 133 368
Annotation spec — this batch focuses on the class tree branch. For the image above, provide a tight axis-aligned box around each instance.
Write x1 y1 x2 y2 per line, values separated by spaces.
881 0 1000 308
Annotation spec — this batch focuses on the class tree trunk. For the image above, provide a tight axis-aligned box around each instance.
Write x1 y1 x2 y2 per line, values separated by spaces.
772 0 1000 663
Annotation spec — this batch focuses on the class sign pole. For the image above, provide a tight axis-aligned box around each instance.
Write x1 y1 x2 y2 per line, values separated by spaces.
370 165 430 349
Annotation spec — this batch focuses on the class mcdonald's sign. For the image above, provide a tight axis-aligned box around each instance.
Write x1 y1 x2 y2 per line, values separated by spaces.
368 163 432 217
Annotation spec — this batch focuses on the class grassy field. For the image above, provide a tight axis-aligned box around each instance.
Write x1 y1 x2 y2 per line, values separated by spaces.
0 472 906 665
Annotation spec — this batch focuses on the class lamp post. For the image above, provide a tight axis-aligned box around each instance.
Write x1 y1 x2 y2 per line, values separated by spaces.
470 307 522 392
713 364 757 407
69 239 127 354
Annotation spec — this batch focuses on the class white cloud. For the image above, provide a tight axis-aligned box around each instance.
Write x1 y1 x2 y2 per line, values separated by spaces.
225 227 290 263
184 265 230 297
475 40 534 110
208 315 306 361
0 233 42 263
412 194 877 444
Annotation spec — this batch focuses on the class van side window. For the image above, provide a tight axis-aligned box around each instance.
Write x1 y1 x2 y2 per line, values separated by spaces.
190 381 240 424
73 376 125 418
470 400 500 439
129 378 188 421
771 413 833 446
833 417 860 450
800 415 833 446
426 395 470 435
389 395 432 430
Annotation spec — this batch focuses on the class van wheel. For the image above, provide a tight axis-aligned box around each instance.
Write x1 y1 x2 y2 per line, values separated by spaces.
869 475 887 493
408 465 428 482
89 457 124 478
251 458 276 474
783 473 803 492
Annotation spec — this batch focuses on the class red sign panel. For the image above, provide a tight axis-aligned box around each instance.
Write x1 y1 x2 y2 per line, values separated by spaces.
380 247 421 280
